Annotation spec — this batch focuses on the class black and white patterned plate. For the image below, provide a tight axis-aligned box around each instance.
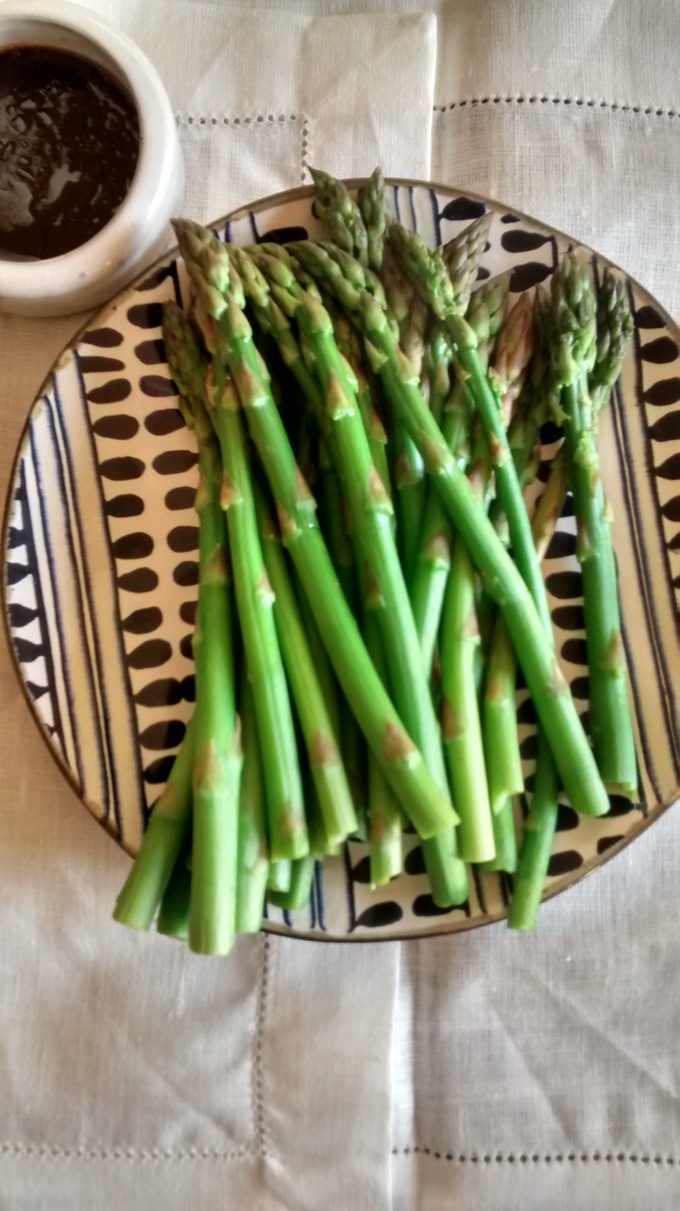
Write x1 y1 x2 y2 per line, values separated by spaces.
3 181 679 941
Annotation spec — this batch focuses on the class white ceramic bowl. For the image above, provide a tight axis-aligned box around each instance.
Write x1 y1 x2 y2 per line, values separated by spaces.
0 0 184 317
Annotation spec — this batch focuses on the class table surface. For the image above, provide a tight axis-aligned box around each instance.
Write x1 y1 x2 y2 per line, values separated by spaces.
0 3 678 1209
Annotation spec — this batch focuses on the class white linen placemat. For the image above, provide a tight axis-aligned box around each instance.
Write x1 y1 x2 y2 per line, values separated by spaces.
1 3 679 1209
0 7 434 1208
406 4 680 1208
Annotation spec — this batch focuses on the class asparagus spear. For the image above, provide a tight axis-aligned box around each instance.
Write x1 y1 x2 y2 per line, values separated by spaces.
310 166 368 265
376 246 426 569
425 328 452 427
439 535 495 862
203 362 308 864
482 612 525 815
590 267 635 414
490 292 535 425
441 212 493 314
482 453 569 890
113 719 194 931
269 856 316 911
435 289 532 857
474 295 537 813
156 846 191 940
389 215 489 576
162 303 242 954
235 677 269 934
507 732 559 929
332 306 392 497
267 861 292 894
357 167 388 272
288 237 609 820
315 442 368 838
174 220 457 841
364 612 403 887
410 273 510 670
551 258 637 798
254 481 358 846
505 453 569 923
480 797 518 874
419 212 496 505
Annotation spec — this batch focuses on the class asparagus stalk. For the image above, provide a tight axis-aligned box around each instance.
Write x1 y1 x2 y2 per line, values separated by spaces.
490 292 535 428
590 267 635 414
499 454 569 924
254 480 358 846
310 166 368 265
156 846 191 940
331 306 392 498
269 856 316 911
416 211 488 450
483 452 568 872
204 363 308 863
267 861 292 894
551 258 637 798
377 244 431 575
507 732 559 929
441 212 493 314
357 167 388 272
162 302 242 955
363 610 403 886
439 537 495 862
410 273 509 670
174 221 457 840
288 237 609 820
385 214 489 578
482 613 525 814
532 450 570 564
480 797 518 874
314 448 369 838
235 677 269 934
476 295 537 812
317 439 358 604
113 719 194 930
425 329 452 427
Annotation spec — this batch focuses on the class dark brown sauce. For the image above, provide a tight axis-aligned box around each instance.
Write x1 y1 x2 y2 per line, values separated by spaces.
0 46 140 260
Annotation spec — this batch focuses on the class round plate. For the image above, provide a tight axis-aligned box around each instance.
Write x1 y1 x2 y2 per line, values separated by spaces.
3 180 679 942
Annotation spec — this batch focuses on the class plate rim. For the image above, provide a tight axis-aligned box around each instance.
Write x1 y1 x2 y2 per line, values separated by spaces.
3 176 679 943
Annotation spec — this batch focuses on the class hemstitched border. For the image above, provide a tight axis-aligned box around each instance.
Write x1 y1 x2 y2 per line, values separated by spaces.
253 934 271 1157
175 112 299 127
393 1146 680 1167
300 114 311 183
0 937 271 1167
0 1143 254 1164
434 94 678 119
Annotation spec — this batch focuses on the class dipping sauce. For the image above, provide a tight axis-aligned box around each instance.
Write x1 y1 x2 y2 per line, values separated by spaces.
0 46 140 260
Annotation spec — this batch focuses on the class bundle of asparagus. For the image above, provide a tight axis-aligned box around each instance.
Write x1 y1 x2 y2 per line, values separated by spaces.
113 168 636 952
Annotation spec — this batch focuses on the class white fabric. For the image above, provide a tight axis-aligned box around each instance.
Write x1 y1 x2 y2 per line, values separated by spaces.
0 2 679 1209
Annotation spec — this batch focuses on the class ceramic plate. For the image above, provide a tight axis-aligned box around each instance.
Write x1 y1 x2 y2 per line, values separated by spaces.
4 180 679 941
